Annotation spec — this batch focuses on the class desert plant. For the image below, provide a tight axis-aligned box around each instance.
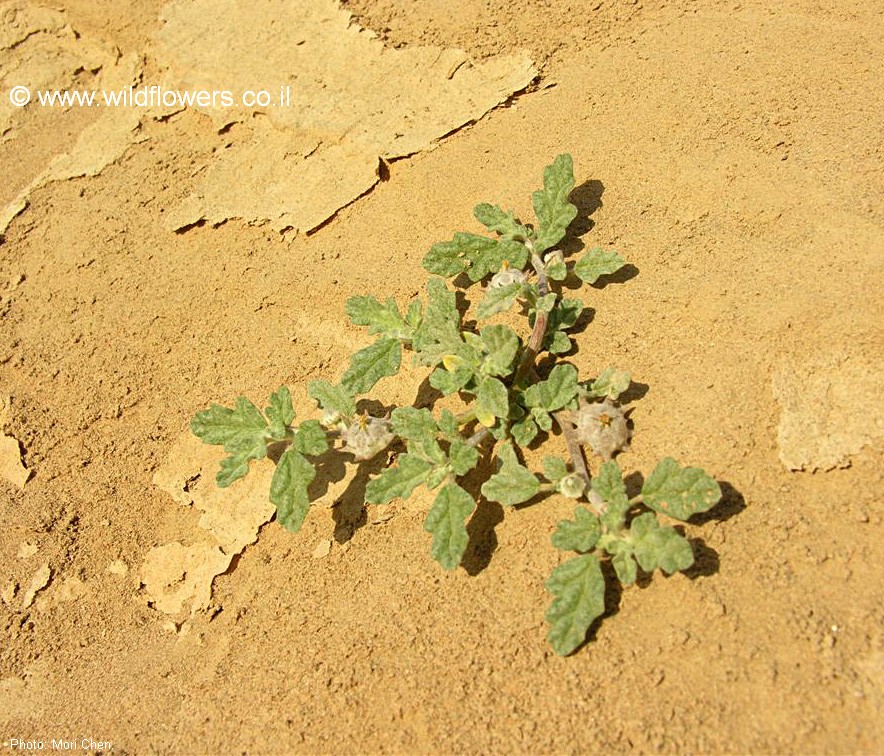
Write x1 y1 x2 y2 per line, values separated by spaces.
190 155 721 655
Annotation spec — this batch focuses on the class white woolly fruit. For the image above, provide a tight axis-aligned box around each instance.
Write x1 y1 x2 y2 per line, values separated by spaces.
342 415 394 461
489 262 527 289
570 398 630 461
557 473 586 499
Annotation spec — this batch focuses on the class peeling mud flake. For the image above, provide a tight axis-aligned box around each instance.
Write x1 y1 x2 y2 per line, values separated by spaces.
16 541 37 558
154 0 536 233
21 563 51 609
153 432 275 553
1 580 17 606
0 433 30 488
141 541 231 616
312 539 332 559
772 353 884 471
106 559 129 577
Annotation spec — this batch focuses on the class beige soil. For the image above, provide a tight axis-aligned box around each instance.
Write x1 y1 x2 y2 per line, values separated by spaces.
2 0 883 753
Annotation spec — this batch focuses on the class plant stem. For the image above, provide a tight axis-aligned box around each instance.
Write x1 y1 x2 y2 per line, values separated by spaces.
514 248 592 491
553 411 591 489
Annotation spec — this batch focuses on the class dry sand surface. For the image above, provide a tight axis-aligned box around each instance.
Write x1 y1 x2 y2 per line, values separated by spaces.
1 0 883 752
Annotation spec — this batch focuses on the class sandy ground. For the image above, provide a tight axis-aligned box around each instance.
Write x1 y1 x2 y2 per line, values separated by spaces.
1 0 882 753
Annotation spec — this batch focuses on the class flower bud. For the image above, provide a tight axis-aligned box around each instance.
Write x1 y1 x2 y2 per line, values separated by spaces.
570 398 630 460
543 250 564 266
342 414 394 461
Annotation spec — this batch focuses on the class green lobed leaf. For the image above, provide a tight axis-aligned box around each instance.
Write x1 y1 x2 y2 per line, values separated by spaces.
532 154 578 255
341 337 402 395
574 247 625 285
265 386 295 440
587 368 631 400
476 282 523 320
479 324 521 377
424 483 476 570
510 416 538 447
630 512 695 574
292 419 328 456
612 551 638 585
642 458 721 521
365 454 433 505
542 456 570 483
270 448 316 532
429 367 473 396
546 258 568 281
473 203 532 240
475 376 510 424
545 553 606 656
532 407 553 432
552 506 602 552
346 295 410 339
546 331 572 354
438 409 460 439
523 364 579 412
216 446 264 488
448 439 479 476
425 467 449 490
480 443 540 506
191 396 268 452
593 460 631 532
535 293 558 314
423 232 528 283
307 379 356 420
412 278 463 365
391 407 438 440
422 241 469 277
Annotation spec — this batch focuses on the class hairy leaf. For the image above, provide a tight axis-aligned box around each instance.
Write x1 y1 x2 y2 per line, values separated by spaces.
346 295 410 339
481 443 540 505
642 458 721 521
587 368 631 400
552 506 601 552
191 396 268 452
413 278 463 365
542 456 570 483
592 460 631 532
523 364 579 412
391 407 438 440
365 454 433 505
341 338 401 395
473 203 531 240
545 257 568 281
574 247 625 285
438 409 460 439
216 446 264 488
546 331 571 354
476 282 523 320
265 386 295 440
429 366 473 396
292 420 328 456
510 415 538 447
612 551 638 585
545 553 606 656
270 448 315 532
307 379 356 420
448 439 479 476
424 483 476 570
630 512 695 574
475 376 509 426
480 324 521 377
423 232 528 283
532 154 578 254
